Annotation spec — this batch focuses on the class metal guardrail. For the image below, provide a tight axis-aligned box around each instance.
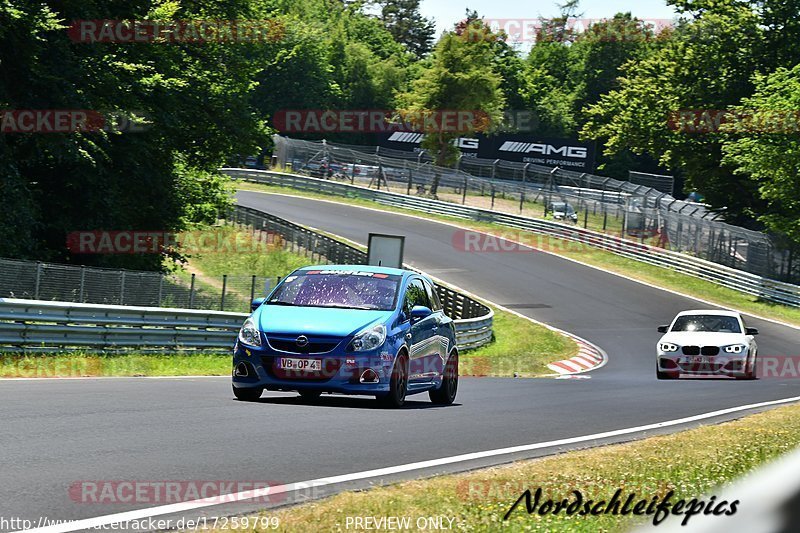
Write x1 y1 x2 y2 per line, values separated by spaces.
232 206 367 265
0 206 494 352
0 297 491 353
280 136 796 281
225 168 800 308
0 298 244 352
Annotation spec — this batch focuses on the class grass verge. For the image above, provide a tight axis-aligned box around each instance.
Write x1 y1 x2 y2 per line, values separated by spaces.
208 402 800 532
0 226 576 378
236 180 800 327
461 308 576 377
0 352 231 378
0 310 574 379
182 225 309 279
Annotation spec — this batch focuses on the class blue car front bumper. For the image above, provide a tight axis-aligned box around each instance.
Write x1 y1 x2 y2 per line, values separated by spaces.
232 341 396 395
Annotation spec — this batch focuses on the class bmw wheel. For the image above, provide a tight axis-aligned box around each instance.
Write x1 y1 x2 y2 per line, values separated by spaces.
656 362 678 380
738 352 758 380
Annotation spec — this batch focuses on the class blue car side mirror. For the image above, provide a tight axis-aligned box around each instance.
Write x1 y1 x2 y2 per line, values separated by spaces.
410 305 433 320
251 298 266 312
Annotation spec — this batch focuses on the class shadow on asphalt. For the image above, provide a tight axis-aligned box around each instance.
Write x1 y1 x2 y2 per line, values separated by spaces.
235 394 462 410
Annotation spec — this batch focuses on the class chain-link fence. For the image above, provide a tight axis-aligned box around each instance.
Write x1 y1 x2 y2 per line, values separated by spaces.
0 205 495 323
273 136 795 282
0 257 280 313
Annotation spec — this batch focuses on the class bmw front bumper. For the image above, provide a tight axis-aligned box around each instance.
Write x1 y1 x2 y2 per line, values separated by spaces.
657 350 750 377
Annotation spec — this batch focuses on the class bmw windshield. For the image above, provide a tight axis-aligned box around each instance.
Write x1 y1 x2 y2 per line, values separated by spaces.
267 270 401 311
671 315 742 333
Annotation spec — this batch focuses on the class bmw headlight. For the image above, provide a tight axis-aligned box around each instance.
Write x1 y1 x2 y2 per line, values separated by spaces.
724 344 746 354
238 318 262 347
659 342 679 353
349 324 387 352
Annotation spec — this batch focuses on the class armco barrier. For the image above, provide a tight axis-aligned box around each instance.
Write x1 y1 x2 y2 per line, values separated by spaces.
225 168 800 308
0 298 244 352
0 206 493 352
0 296 491 353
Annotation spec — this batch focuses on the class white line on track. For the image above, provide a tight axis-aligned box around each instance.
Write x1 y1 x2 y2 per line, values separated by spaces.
19 395 800 533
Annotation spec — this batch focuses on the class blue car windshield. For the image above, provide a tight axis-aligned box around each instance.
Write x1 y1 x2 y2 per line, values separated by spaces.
267 270 401 311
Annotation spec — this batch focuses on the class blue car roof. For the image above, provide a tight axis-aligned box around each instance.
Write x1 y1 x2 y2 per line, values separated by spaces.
295 264 411 277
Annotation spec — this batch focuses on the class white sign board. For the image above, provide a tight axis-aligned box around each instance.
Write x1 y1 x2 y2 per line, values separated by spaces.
367 233 405 269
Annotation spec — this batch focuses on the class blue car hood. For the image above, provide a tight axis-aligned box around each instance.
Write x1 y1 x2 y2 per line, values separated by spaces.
254 305 392 337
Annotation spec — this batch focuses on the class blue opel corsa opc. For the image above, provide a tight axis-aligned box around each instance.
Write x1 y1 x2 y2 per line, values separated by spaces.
231 265 459 407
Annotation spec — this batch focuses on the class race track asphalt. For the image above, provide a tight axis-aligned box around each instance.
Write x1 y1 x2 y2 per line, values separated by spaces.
0 190 797 530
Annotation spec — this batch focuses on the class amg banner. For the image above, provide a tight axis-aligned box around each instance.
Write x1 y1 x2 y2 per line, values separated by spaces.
378 132 596 172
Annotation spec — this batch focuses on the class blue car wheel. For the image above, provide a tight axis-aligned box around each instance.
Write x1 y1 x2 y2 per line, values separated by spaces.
232 384 263 401
298 390 322 401
430 350 458 405
378 352 408 408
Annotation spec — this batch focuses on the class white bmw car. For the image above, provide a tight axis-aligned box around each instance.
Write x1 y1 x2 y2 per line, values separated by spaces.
656 310 759 380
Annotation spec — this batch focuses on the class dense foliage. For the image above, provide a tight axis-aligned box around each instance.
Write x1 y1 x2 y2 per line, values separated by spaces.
2 0 799 268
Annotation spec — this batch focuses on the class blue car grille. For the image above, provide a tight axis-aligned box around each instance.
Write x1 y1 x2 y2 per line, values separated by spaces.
266 336 341 354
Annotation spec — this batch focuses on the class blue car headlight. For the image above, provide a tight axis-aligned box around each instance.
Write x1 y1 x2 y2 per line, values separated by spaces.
238 318 262 348
349 324 387 352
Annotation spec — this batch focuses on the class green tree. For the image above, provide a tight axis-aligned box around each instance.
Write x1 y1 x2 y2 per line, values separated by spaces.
251 0 412 144
375 0 436 58
722 66 800 243
570 13 662 119
0 0 266 269
524 40 578 137
581 1 764 222
399 13 505 195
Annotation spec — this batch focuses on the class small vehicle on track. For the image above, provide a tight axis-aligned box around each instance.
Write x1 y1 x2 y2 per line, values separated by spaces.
232 265 459 407
656 309 759 380
547 201 579 223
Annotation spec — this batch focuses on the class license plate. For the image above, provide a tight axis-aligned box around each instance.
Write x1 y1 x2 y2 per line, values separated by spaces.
278 357 322 371
681 356 707 364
